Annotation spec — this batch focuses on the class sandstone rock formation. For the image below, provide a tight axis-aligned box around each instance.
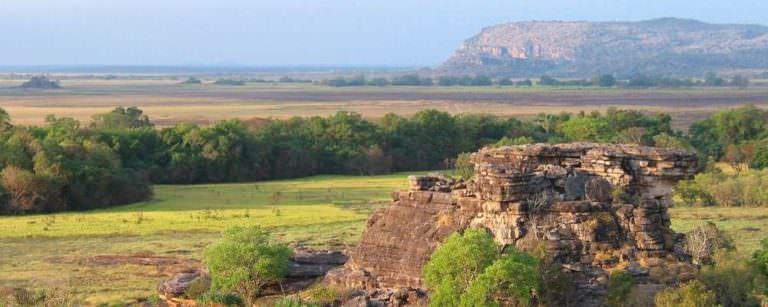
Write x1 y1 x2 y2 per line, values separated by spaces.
441 18 768 77
326 143 698 306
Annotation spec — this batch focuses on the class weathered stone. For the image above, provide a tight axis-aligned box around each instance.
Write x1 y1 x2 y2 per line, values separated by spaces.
158 269 209 300
585 177 613 202
328 143 698 307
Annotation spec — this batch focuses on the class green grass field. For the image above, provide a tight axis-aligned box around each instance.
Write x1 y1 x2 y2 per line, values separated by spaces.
0 172 417 305
3 171 768 305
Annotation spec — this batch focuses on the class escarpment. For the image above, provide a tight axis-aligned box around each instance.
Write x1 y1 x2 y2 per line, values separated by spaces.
326 143 698 306
441 18 768 77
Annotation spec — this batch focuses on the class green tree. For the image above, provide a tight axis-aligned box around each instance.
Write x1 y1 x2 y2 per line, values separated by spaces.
539 75 559 86
0 107 11 131
90 106 153 129
423 229 540 307
558 116 613 142
203 226 292 304
461 249 540 306
595 74 616 87
699 250 759 307
605 271 635 307
454 152 474 180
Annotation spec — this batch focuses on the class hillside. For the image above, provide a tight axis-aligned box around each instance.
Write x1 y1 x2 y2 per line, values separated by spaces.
441 18 768 77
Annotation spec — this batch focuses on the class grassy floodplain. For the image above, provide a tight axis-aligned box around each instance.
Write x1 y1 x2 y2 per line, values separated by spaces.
2 170 768 304
2 78 768 129
0 172 415 305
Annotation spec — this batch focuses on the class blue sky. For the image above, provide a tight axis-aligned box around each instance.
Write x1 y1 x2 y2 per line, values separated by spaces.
1 0 767 66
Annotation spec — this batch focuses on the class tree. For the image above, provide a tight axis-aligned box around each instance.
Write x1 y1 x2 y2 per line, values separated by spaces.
595 74 616 87
424 229 500 306
704 72 725 87
752 238 768 300
461 249 540 306
731 75 750 89
497 77 513 86
91 106 153 129
471 75 492 86
438 76 457 86
0 107 11 131
0 166 65 214
515 79 533 87
685 222 734 265
391 74 423 86
423 229 540 307
699 250 759 307
539 75 559 86
654 280 719 307
605 271 635 307
558 116 613 142
454 153 474 180
182 77 202 84
203 226 293 304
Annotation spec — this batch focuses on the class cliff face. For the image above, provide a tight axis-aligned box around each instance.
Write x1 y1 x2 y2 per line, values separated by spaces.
326 143 698 306
441 18 768 77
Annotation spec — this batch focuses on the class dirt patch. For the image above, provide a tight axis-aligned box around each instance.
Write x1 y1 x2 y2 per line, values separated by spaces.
46 254 200 277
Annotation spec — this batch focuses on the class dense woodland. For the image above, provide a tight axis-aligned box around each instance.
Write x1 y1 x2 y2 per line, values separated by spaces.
0 104 766 214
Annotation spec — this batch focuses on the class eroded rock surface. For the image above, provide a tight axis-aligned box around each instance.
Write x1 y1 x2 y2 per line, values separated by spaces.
326 143 698 306
441 18 768 77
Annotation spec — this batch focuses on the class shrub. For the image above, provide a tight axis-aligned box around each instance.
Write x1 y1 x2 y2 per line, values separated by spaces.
492 136 534 147
272 297 319 307
453 153 474 180
183 276 211 299
684 222 734 265
301 286 341 305
0 287 81 307
196 292 244 307
423 229 540 307
203 226 292 304
699 250 760 307
753 238 768 298
654 280 719 307
605 271 635 307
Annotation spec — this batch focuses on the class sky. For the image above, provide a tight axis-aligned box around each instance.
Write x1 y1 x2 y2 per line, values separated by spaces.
1 0 767 67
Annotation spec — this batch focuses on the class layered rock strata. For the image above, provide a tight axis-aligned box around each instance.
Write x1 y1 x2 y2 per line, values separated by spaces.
327 143 698 306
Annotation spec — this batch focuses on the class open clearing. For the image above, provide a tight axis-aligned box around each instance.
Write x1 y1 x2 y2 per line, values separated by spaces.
1 171 768 304
1 79 767 129
0 172 415 305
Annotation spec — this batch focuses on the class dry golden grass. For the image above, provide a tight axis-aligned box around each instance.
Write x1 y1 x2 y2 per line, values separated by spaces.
1 78 766 129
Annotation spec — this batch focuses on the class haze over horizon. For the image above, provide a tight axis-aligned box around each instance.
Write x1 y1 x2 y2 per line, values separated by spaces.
2 0 768 67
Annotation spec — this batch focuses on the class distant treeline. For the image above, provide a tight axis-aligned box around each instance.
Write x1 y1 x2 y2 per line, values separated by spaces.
3 103 768 214
319 72 751 88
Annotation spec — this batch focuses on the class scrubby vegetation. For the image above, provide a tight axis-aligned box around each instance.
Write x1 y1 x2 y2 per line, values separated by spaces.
203 226 292 306
654 280 719 307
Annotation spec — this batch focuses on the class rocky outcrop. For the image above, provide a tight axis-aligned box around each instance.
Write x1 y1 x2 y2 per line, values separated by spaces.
326 143 698 306
441 18 768 77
